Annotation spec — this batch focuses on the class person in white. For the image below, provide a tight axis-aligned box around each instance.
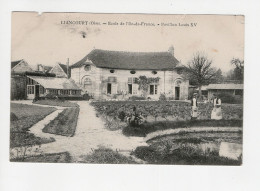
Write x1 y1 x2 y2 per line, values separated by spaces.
191 93 198 120
211 94 222 120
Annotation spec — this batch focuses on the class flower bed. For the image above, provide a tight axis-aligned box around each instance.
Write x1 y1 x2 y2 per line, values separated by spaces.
91 101 243 122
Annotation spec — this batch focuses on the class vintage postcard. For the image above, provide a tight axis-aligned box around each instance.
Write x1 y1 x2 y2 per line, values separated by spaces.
10 12 244 165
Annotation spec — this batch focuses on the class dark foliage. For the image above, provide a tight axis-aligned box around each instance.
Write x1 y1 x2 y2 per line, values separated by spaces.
218 92 243 104
133 145 241 165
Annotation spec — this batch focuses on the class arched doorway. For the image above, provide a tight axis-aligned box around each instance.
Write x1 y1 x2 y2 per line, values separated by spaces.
82 77 93 96
174 79 182 100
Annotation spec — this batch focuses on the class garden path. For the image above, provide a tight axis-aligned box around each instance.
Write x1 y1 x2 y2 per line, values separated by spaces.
11 101 147 162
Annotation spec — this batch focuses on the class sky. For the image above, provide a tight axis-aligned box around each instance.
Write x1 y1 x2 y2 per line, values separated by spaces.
11 12 244 72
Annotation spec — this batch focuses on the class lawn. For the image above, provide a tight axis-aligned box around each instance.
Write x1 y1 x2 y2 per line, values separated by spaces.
42 106 79 136
10 103 57 148
33 99 78 107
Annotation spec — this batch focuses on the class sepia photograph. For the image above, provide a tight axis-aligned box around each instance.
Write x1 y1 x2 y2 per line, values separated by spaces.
10 12 244 165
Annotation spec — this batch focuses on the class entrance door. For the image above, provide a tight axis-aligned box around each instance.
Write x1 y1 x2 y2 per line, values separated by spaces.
128 84 132 94
35 85 40 98
175 87 180 100
107 83 112 94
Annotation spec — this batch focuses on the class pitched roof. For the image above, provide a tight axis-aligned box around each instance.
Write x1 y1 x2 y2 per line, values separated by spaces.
27 76 81 90
58 63 69 74
11 60 23 69
44 66 53 72
71 49 179 70
196 85 208 91
207 84 243 90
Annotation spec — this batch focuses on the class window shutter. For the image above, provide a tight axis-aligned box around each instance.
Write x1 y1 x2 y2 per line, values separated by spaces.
133 84 138 95
112 83 117 94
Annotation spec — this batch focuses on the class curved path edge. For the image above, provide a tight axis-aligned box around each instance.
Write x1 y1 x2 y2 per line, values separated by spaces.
145 126 242 142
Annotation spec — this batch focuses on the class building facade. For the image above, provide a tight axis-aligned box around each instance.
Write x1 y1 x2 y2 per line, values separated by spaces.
207 83 244 100
11 59 33 73
26 76 81 100
70 49 189 100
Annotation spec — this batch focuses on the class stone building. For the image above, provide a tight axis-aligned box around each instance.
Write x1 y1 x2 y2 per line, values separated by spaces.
70 49 189 100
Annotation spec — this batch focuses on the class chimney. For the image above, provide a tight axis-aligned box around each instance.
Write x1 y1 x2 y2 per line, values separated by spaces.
37 64 43 72
66 58 69 78
168 46 174 57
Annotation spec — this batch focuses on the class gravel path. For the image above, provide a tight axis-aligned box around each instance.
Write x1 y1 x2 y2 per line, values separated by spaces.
11 101 147 162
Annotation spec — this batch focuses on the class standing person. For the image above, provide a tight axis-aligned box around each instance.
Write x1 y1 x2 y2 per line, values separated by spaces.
191 93 198 120
211 94 222 120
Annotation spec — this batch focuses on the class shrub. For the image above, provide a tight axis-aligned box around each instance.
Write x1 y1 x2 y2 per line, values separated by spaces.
129 96 146 101
83 93 92 100
118 111 126 121
44 93 57 100
218 92 241 104
159 93 167 101
83 147 137 164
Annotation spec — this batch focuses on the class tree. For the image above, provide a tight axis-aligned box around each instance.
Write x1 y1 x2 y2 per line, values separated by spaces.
184 52 219 99
230 58 244 81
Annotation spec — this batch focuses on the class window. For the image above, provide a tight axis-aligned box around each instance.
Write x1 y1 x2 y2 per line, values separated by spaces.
71 90 80 95
39 86 45 94
108 77 117 83
110 69 115 73
60 90 70 95
175 80 182 86
27 86 34 94
27 77 34 85
128 77 138 84
150 85 158 95
84 65 91 71
177 69 183 75
49 89 58 95
128 77 138 94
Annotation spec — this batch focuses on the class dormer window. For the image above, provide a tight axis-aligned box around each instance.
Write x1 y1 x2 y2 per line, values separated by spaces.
84 65 91 71
177 69 183 75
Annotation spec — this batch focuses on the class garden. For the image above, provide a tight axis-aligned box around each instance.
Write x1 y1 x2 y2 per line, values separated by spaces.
91 100 243 130
91 100 243 165
42 105 80 136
